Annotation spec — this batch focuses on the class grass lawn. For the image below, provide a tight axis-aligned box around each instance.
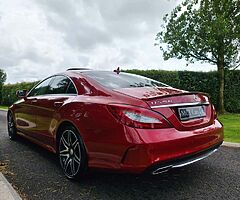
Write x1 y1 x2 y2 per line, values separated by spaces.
218 114 240 143
0 105 8 110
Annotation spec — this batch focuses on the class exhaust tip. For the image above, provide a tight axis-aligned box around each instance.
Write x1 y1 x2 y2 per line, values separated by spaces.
152 165 173 175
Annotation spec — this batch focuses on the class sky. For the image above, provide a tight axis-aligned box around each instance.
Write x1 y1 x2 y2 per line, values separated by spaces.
0 0 216 83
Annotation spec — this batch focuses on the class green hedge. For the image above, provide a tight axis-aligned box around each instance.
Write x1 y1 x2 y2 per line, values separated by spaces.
1 70 240 113
1 81 38 106
126 69 240 113
224 71 240 113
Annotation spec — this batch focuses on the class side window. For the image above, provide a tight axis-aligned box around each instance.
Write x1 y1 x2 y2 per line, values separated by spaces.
28 78 53 97
48 76 70 94
66 81 77 94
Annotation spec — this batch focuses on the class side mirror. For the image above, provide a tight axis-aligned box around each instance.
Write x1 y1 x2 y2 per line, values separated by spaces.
16 90 28 99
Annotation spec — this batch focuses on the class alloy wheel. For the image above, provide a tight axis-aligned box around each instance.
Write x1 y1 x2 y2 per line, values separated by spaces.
59 129 82 179
8 113 16 140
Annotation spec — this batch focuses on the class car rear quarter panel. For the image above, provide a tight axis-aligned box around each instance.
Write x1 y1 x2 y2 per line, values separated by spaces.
58 98 146 169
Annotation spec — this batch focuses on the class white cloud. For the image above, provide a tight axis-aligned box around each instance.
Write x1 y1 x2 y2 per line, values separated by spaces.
0 0 216 83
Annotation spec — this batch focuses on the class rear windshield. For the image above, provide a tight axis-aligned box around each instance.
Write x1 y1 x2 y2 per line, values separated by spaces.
81 71 169 89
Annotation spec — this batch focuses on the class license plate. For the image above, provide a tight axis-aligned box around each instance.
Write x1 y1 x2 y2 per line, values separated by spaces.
178 106 206 121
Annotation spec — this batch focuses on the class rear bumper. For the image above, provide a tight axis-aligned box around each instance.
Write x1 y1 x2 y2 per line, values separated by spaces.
120 119 223 173
149 142 221 175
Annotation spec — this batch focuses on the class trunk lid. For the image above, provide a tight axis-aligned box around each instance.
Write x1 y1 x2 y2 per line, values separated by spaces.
114 87 214 131
113 87 185 100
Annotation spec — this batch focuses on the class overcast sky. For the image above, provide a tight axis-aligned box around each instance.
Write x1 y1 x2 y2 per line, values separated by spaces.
0 0 215 83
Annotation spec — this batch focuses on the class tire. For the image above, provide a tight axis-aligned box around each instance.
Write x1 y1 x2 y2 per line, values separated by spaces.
58 125 87 179
7 112 18 140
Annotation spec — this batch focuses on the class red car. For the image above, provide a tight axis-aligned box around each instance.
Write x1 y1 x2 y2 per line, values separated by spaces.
7 69 223 179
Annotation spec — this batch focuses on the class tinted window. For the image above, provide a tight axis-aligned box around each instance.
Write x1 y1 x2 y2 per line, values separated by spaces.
66 81 77 94
28 78 52 97
48 76 70 94
82 71 169 89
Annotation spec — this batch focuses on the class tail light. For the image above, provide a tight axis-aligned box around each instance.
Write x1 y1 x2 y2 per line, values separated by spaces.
212 104 217 119
107 104 172 129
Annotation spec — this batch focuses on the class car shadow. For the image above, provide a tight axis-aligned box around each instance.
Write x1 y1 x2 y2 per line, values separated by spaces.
12 135 59 164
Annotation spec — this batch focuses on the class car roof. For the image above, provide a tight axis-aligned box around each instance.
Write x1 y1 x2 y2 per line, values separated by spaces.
65 68 121 77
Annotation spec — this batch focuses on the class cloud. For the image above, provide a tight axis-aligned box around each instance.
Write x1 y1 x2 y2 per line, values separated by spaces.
0 0 215 83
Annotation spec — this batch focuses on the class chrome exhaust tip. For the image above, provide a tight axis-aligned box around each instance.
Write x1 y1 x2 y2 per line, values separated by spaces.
152 165 173 175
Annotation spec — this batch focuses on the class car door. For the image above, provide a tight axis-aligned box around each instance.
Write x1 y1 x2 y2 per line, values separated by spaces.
14 77 53 136
32 75 77 148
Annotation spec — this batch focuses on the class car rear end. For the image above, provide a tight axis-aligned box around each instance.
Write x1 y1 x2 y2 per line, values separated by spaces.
112 90 223 174
79 70 223 174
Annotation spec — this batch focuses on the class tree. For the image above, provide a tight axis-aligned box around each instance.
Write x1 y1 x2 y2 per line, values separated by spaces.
156 0 240 113
0 69 7 104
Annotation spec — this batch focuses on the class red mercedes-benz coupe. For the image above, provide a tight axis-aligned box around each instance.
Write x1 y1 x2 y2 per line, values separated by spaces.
8 68 223 179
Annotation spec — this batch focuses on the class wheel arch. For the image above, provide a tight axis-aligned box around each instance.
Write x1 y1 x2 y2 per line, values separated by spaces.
55 120 88 154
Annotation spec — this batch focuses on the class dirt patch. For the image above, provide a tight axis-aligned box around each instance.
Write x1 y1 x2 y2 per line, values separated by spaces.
0 160 14 176
0 160 8 172
12 184 28 200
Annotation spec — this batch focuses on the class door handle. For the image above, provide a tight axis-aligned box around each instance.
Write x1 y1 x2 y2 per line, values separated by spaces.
54 102 64 108
31 99 38 103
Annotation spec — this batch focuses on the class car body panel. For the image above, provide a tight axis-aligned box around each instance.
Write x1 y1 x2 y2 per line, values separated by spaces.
120 119 223 173
114 87 186 100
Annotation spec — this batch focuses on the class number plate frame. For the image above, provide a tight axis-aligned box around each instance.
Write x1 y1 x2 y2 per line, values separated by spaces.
178 106 206 121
